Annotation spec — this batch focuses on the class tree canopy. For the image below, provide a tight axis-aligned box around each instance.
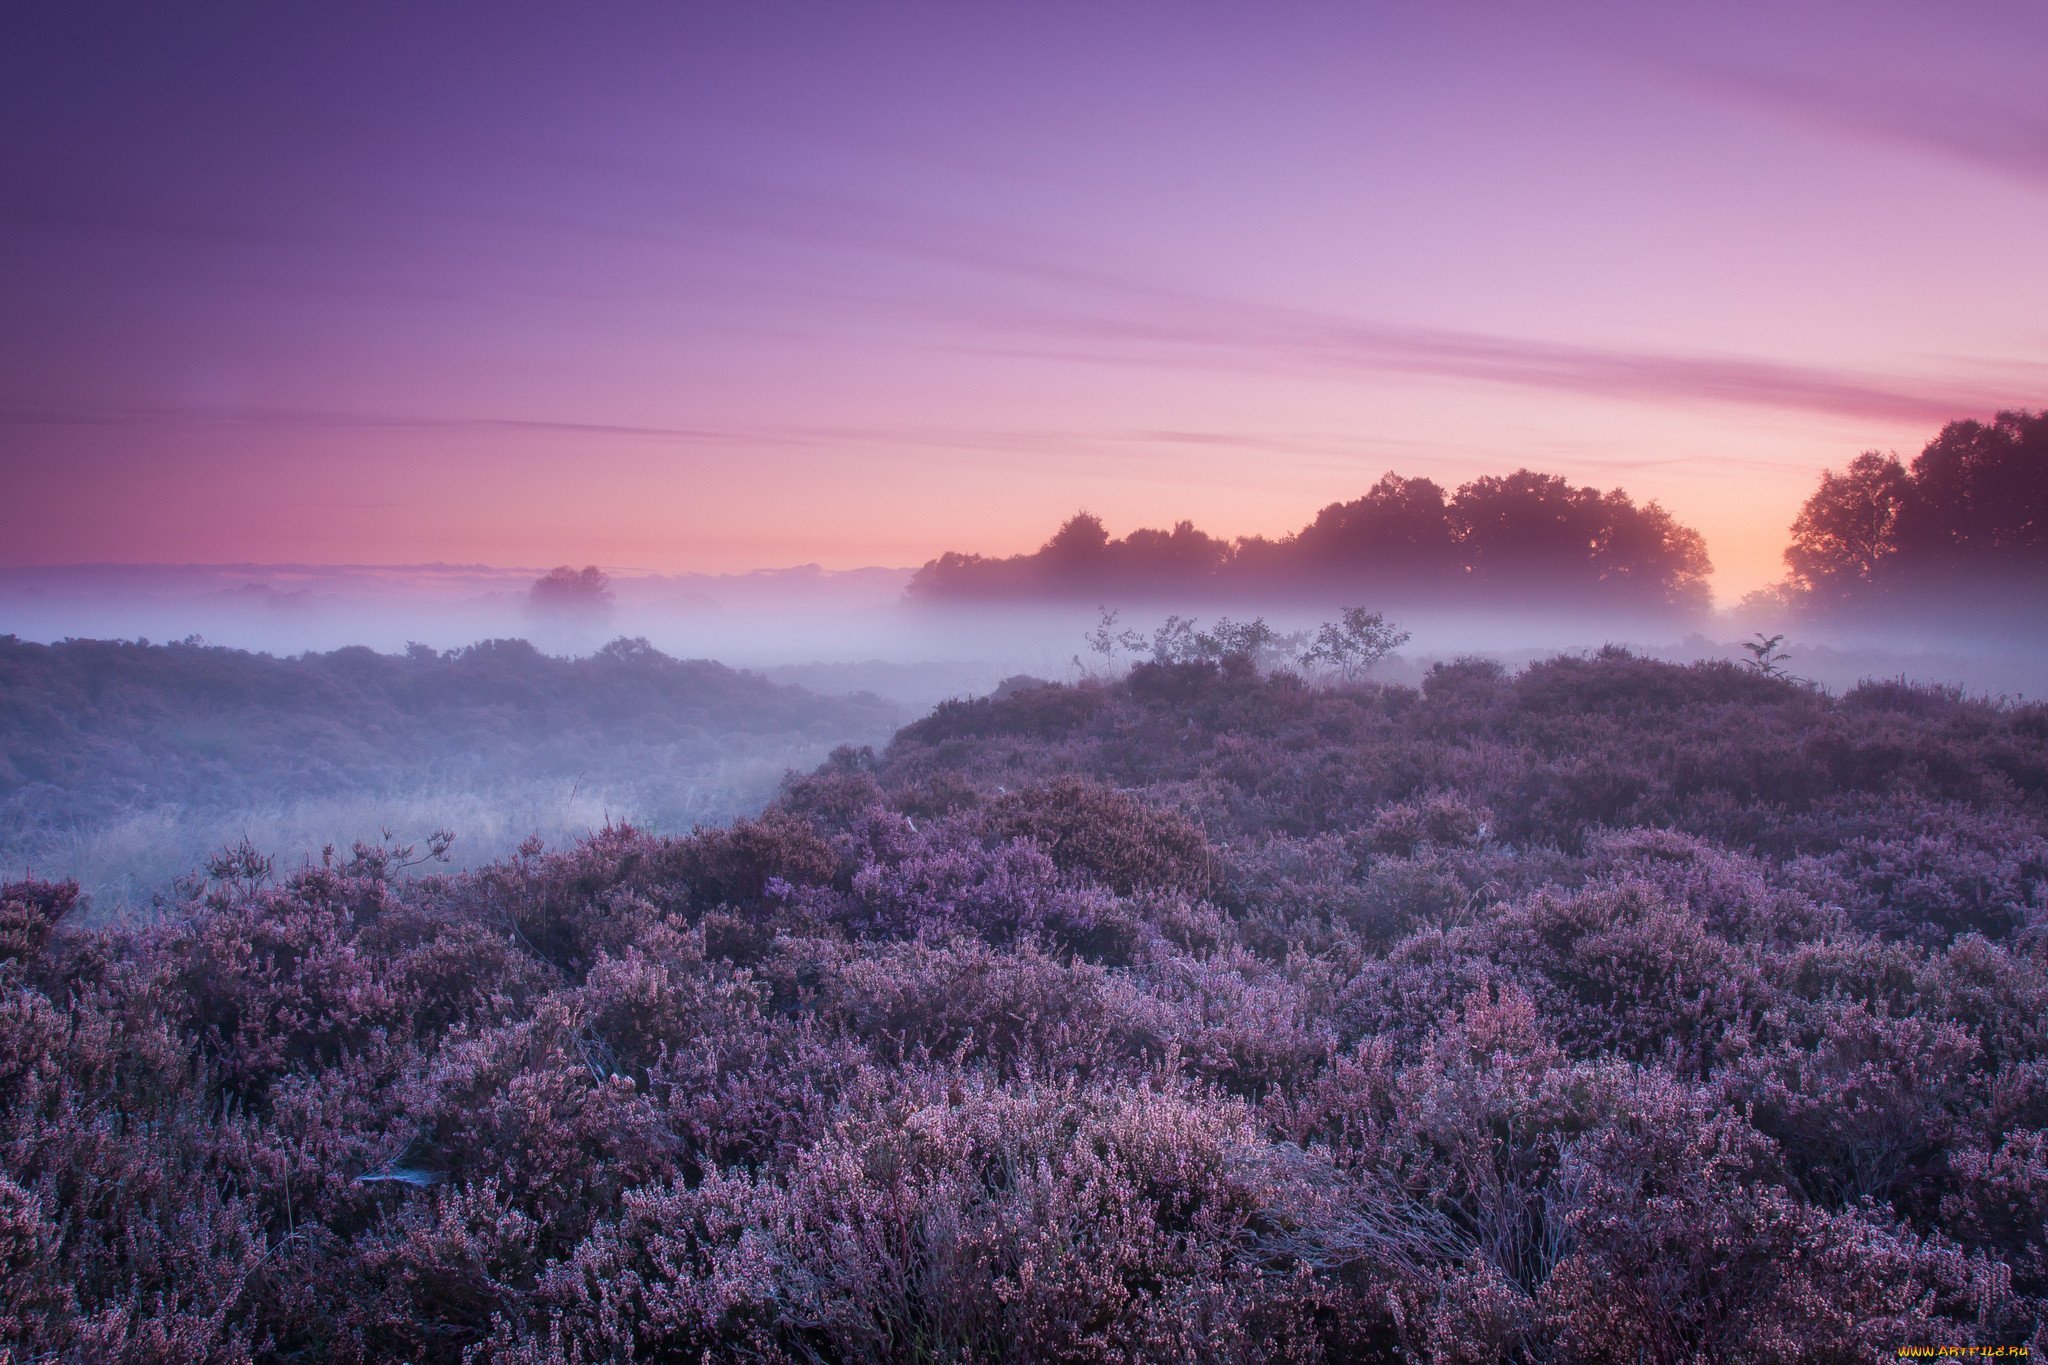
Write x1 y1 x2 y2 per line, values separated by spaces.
908 469 1713 615
1781 409 2046 617
527 565 615 619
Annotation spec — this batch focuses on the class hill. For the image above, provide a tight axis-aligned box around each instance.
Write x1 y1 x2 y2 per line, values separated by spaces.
0 634 905 905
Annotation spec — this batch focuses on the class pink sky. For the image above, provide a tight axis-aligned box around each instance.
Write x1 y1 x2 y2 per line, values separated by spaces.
2 1 2043 600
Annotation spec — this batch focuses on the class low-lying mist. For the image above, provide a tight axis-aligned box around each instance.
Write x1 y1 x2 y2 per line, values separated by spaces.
7 563 2045 912
0 631 907 913
6 561 2045 697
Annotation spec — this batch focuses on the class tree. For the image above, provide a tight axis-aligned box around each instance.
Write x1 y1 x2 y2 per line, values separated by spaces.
905 550 999 600
902 472 1714 616
1449 470 1606 592
1078 606 1146 678
1894 409 2048 583
1146 614 1199 664
1146 614 1299 671
1295 473 1458 587
527 565 615 625
1042 512 1110 566
1298 607 1410 681
1109 520 1232 585
1195 616 1281 666
1783 452 1910 607
1592 494 1714 615
1781 411 2048 620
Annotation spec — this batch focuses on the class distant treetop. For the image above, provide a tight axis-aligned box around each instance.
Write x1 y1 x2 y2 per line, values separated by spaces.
527 565 615 619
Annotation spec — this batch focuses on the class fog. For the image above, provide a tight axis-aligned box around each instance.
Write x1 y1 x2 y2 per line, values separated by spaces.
5 562 2045 700
7 562 2045 914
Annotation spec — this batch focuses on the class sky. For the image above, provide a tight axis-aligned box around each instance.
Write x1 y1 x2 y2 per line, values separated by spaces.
2 1 2044 600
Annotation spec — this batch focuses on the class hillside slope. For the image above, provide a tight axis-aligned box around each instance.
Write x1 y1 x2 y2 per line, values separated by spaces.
3 651 2045 1359
0 634 905 903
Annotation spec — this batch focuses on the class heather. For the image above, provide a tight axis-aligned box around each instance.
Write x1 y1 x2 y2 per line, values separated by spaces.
4 650 2047 1360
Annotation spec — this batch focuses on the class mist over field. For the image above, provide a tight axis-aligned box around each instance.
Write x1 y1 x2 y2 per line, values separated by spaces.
7 581 2045 923
7 557 2046 693
7 1 2048 1358
0 628 910 915
10 422 2040 1361
8 529 2047 918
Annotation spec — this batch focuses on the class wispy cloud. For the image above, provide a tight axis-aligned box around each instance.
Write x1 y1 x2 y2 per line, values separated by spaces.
942 299 2017 429
0 404 730 443
5 154 2030 442
1570 0 2048 198
1675 59 2047 194
608 170 2031 429
0 398 1838 493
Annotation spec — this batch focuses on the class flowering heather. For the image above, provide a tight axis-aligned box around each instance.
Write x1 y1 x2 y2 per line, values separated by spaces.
4 649 2047 1360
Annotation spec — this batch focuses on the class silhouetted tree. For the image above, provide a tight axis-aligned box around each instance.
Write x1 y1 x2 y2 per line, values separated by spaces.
1078 606 1146 677
1295 473 1459 587
1110 520 1232 584
1781 409 2048 620
904 550 999 600
1443 471 1708 611
1298 607 1410 680
905 470 1713 614
527 565 615 627
1144 613 1300 671
1450 471 1604 590
1893 410 2048 584
1783 452 1910 608
1594 493 1714 614
1042 512 1110 565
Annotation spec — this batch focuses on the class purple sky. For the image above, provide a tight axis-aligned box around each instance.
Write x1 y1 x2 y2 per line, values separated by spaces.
3 0 2043 597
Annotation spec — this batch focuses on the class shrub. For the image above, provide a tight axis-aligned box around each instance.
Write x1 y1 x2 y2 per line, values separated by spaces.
979 776 1217 897
1365 792 1491 857
0 878 75 965
8 645 2047 1355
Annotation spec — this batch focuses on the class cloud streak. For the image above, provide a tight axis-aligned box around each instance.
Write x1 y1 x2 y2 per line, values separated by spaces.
0 397 1851 491
594 170 2032 429
1694 63 2046 193
1580 4 2048 198
0 405 730 443
11 147 2021 438
943 298 2019 429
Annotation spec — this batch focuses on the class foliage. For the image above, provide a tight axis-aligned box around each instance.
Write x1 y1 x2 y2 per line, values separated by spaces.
5 648 2048 1359
1298 607 1411 681
907 469 1715 615
1146 614 1303 672
526 565 615 618
1785 452 1912 607
1782 408 2048 619
1078 606 1148 678
1740 632 1794 678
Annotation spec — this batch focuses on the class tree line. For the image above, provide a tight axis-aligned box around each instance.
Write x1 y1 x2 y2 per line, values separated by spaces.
908 408 2046 624
908 469 1713 615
